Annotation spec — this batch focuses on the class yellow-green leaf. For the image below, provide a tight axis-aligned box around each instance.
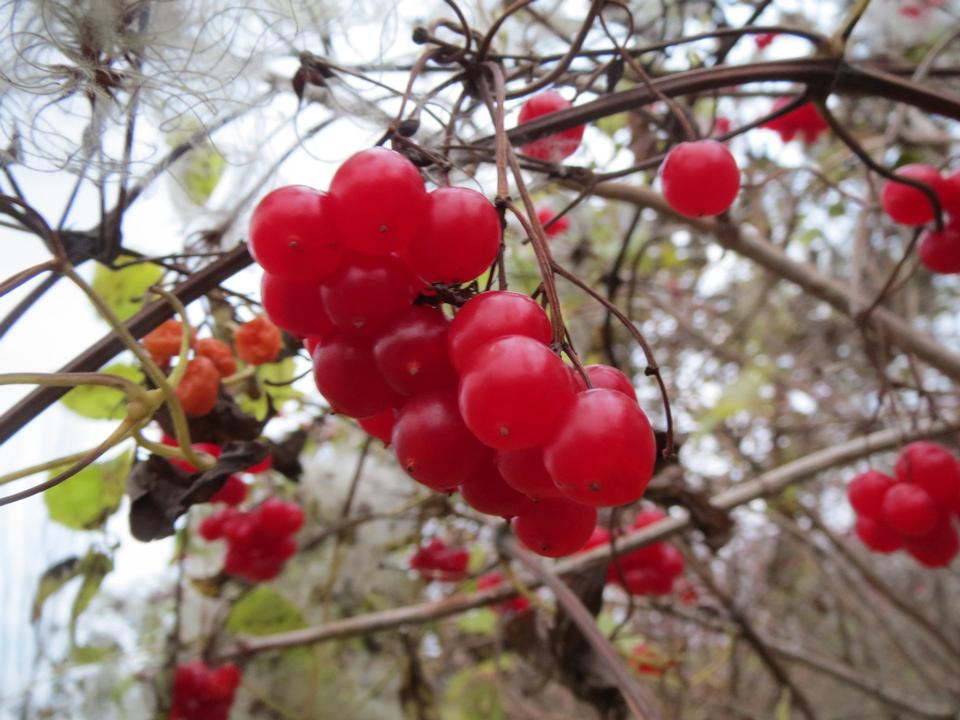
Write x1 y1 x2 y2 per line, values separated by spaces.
259 358 303 403
182 144 225 205
227 586 305 637
61 364 143 420
44 451 132 530
92 256 163 321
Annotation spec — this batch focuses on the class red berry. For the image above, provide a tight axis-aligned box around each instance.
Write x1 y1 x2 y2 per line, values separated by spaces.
754 32 777 50
329 147 428 256
312 332 400 418
358 407 397 445
448 291 552 375
258 498 304 537
584 364 637 401
261 274 332 338
321 253 417 336
903 520 959 568
660 140 740 218
209 475 247 506
895 441 960 506
496 447 564 499
938 169 960 217
161 436 222 473
658 544 685 577
517 91 585 162
373 306 457 396
537 207 570 237
881 164 942 226
460 457 534 519
458 335 576 450
881 483 941 538
170 661 242 720
847 470 897 519
918 219 960 274
406 187 501 284
392 390 491 492
544 389 656 507
234 316 282 365
194 338 237 378
176 356 220 417
632 508 667 529
409 538 469 581
249 186 343 282
514 497 597 557
245 453 272 474
761 99 829 144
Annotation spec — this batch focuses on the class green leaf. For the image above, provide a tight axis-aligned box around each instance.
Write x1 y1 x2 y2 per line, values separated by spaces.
44 451 132 530
92 255 164 322
61 364 144 420
259 358 303 403
236 391 269 421
32 556 82 622
70 552 113 641
227 586 306 637
596 112 627 137
182 143 225 205
457 608 496 636
442 661 506 720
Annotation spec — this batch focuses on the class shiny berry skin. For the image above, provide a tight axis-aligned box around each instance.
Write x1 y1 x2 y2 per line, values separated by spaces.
458 336 576 450
409 538 469 581
537 207 569 237
373 306 457 396
358 407 397 445
496 447 564 499
321 253 417 336
392 390 491 492
583 364 637 401
406 187 501 284
143 319 192 366
176 356 220 417
903 520 959 568
261 274 332 338
329 147 428 256
249 186 343 282
448 291 552 375
918 219 960 274
194 338 237 378
895 441 960 505
514 497 597 557
545 389 657 507
477 572 530 613
881 164 942 226
847 470 897 519
460 457 534 518
939 169 960 216
313 332 399 418
170 661 242 720
234 317 282 365
517 91 585 162
881 483 941 537
660 140 740 218
209 475 247 506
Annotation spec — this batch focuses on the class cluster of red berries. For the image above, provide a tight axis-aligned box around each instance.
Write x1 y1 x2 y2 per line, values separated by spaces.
848 441 960 568
881 164 960 274
409 538 469 581
200 498 304 581
659 139 741 218
762 99 829 144
160 435 272 506
142 317 281 417
585 508 685 596
169 661 241 720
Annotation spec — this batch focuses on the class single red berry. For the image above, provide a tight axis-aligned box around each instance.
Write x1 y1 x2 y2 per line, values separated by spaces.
329 147 428 256
321 253 417 336
312 332 400 418
392 389 491 492
903 520 959 568
537 207 570 238
660 140 740 218
234 316 282 365
373 305 457 396
514 497 597 557
713 116 732 136
847 470 897 519
881 483 941 538
458 335 576 450
460 457 534 519
194 338 237 378
517 91 585 162
176 356 220 417
447 291 552 375
496 447 564 499
249 186 343 281
209 475 247 506
544 389 656 507
405 187 501 284
261 274 332 338
918 219 960 274
583 364 637 401
161 436 222 473
881 164 943 226
358 407 398 445
754 32 777 50
938 169 960 217
895 441 960 506
170 661 241 720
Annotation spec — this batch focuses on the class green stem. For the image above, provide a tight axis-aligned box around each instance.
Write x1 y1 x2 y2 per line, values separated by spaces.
0 449 92 487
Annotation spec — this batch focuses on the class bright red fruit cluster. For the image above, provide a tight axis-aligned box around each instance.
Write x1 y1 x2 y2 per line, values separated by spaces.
762 98 828 144
199 499 304 581
517 91 585 163
660 139 741 218
585 508 685 596
880 164 960 274
848 442 960 568
409 538 469 581
169 661 241 720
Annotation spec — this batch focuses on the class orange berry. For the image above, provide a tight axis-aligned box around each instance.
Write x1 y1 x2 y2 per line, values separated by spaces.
142 319 190 365
176 356 220 417
235 317 282 365
195 338 238 378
